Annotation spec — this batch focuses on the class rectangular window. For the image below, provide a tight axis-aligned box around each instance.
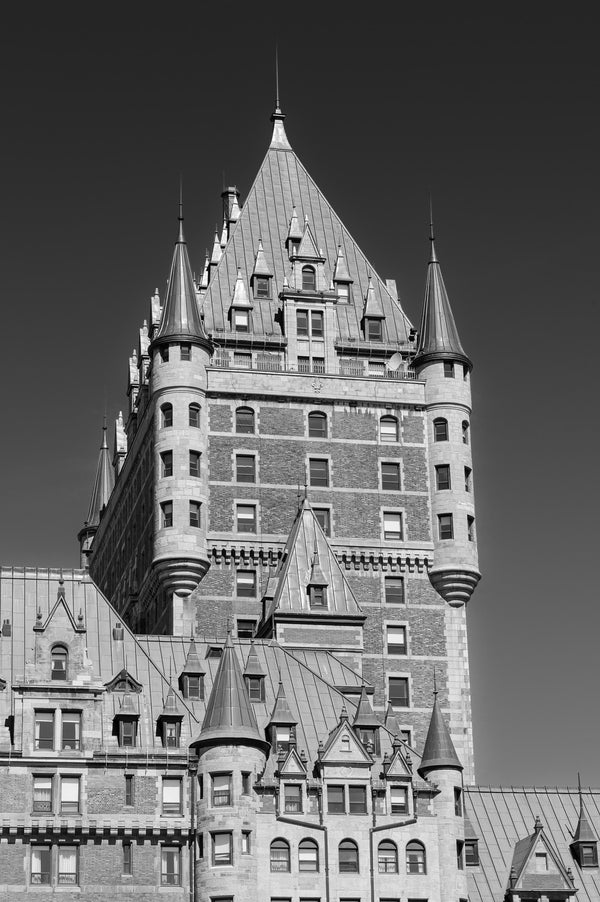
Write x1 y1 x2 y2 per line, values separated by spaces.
160 346 169 363
189 501 201 528
366 318 382 341
438 513 453 540
119 719 137 747
125 774 134 807
189 450 201 477
465 839 479 866
241 831 251 854
62 712 81 750
581 843 598 867
535 852 549 872
444 361 454 378
255 277 271 299
435 464 451 490
237 619 256 638
31 847 51 884
387 625 407 655
309 458 329 487
464 466 472 491
233 351 252 368
434 419 448 441
297 310 309 336
400 729 412 746
185 675 204 699
33 776 53 812
161 451 173 478
390 784 408 814
309 586 327 608
311 311 324 337
234 309 250 332
454 786 462 816
389 677 409 708
241 772 251 795
180 343 191 361
312 356 325 374
57 846 78 885
385 577 404 604
161 847 181 885
381 462 401 491
327 785 345 814
212 773 232 807
60 776 80 814
189 404 200 427
236 570 256 597
163 721 180 748
284 783 302 813
457 840 464 870
161 501 173 528
236 504 257 533
314 508 331 536
349 785 367 814
123 841 133 875
236 454 255 483
162 778 182 815
298 355 311 373
212 832 233 866
467 515 475 542
247 676 265 702
383 512 403 541
35 711 54 750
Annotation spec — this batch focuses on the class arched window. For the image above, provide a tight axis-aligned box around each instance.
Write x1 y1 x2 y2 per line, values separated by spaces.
378 840 398 874
299 838 319 872
380 415 398 443
302 266 316 291
51 645 68 681
308 411 327 438
270 838 291 872
406 840 426 874
339 839 359 873
433 417 448 442
161 403 173 428
189 404 200 428
236 406 255 434
462 420 470 444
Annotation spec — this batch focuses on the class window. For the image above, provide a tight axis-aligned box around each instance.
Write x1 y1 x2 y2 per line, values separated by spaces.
161 403 173 428
162 847 181 884
163 721 180 748
358 727 380 754
465 839 480 866
33 776 53 812
237 619 256 638
467 515 475 542
273 726 291 751
123 841 133 875
118 718 137 747
385 577 404 604
234 309 250 332
297 309 309 336
366 318 383 341
241 772 251 795
381 462 401 491
189 403 200 427
284 783 302 813
438 514 453 540
236 454 255 483
337 283 350 301
314 508 331 536
309 585 327 608
435 464 450 490
464 466 472 491
389 677 409 708
62 712 80 750
444 361 454 378
189 500 201 528
349 785 367 814
236 406 255 434
462 420 470 444
341 735 351 753
406 841 426 874
58 846 78 885
160 346 169 362
457 840 464 870
309 458 329 487
535 852 548 872
400 728 412 746
380 416 398 442
339 839 359 873
180 343 191 361
387 626 407 655
162 778 182 815
328 785 345 813
270 838 291 872
31 846 51 884
125 775 134 807
299 838 319 871
390 785 408 815
302 266 316 292
60 776 80 814
433 417 448 441
236 504 257 533
161 451 173 478
212 773 232 807
580 843 598 867
297 308 323 335
189 450 201 477
51 646 67 681
308 411 327 438
454 787 462 816
246 676 265 702
378 840 398 874
234 351 252 368
184 674 204 699
383 512 402 541
255 276 271 299
161 501 173 528
241 831 251 854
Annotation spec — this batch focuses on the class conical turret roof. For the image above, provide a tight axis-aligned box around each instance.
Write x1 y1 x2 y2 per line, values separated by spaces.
243 641 265 678
417 692 463 777
572 784 598 843
160 685 183 719
153 212 209 348
85 422 115 528
352 686 381 729
268 680 297 726
252 238 272 277
191 633 268 751
414 231 471 369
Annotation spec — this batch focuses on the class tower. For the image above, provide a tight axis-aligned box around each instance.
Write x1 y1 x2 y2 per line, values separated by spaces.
77 421 114 568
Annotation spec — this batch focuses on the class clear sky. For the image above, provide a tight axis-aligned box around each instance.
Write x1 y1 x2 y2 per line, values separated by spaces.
0 6 598 787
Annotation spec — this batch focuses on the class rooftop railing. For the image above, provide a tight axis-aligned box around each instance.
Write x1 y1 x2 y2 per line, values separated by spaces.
211 353 417 381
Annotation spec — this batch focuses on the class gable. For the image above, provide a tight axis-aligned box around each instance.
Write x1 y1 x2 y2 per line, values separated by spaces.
320 719 372 765
279 747 307 776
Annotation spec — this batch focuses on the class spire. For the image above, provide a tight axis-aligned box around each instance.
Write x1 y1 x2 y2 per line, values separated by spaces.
219 217 228 249
414 225 471 370
86 421 115 527
231 268 252 307
270 52 292 152
243 641 266 678
268 681 297 726
417 690 463 778
384 701 401 738
572 776 598 844
200 251 210 289
307 541 328 588
210 227 222 266
160 684 183 719
285 205 303 254
181 637 203 674
153 209 209 348
333 245 351 282
363 276 385 319
252 238 273 278
352 686 381 729
191 633 268 751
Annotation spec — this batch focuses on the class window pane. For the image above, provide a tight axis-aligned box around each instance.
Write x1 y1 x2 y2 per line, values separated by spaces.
180 343 191 361
189 451 201 477
234 310 249 332
189 404 200 427
383 513 402 541
444 361 454 378
327 785 345 813
35 711 54 749
31 847 51 884
189 501 201 527
236 407 255 434
236 505 257 532
212 773 231 806
309 459 329 486
390 785 408 814
61 777 80 812
161 404 173 428
385 577 404 604
236 454 255 483
255 277 270 299
302 268 316 292
271 840 291 872
367 318 382 341
380 417 398 442
308 412 327 438
434 418 448 441
389 677 409 708
297 310 309 336
339 841 358 872
382 463 400 491
33 777 53 812
62 712 80 750
349 785 367 813
51 647 67 680
438 514 454 540
387 626 407 655
435 464 450 490
58 847 78 884
310 310 323 335
162 847 181 883
314 508 331 536
284 784 302 812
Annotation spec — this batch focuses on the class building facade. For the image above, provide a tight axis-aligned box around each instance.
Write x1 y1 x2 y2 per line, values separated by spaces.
0 103 596 900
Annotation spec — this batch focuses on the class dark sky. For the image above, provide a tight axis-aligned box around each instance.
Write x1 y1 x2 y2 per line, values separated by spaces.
1 7 598 786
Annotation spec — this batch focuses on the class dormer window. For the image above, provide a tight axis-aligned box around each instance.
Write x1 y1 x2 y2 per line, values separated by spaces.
233 309 250 332
309 586 327 608
357 726 380 755
245 676 265 702
365 318 383 341
254 277 271 299
117 719 137 748
162 721 181 748
336 283 351 302
51 646 68 681
182 674 204 700
302 266 316 292
273 726 291 752
580 844 599 868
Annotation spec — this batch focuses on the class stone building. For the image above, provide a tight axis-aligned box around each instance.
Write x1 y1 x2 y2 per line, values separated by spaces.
0 101 597 900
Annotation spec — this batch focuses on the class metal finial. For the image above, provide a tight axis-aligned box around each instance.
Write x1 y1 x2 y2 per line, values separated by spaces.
275 43 280 111
303 478 308 500
433 665 438 698
178 177 185 243
428 194 437 262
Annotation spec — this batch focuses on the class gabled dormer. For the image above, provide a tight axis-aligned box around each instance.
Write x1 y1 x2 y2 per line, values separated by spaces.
113 691 140 748
333 245 353 302
381 735 413 818
506 817 577 901
243 641 266 702
287 218 329 294
28 579 93 687
352 686 381 754
251 239 273 300
105 668 143 693
157 685 184 748
285 206 303 257
307 542 329 609
277 745 308 779
361 277 386 341
178 638 205 700
229 268 253 333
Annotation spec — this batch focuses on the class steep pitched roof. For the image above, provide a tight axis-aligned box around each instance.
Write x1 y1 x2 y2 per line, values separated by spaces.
352 686 381 729
417 692 463 777
85 423 114 528
199 109 413 343
506 818 576 897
